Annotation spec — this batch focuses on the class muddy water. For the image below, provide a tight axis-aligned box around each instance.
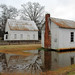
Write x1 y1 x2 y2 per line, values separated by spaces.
0 50 42 74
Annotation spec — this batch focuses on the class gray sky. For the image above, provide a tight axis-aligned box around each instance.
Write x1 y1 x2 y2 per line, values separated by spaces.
0 0 75 21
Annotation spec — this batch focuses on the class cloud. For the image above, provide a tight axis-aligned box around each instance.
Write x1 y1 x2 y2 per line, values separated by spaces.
0 0 75 20
49 0 75 20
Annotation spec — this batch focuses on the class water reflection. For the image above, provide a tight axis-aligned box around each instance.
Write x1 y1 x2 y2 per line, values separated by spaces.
0 50 42 74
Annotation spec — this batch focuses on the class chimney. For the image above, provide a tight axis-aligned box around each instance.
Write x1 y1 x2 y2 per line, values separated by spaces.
44 14 51 48
44 14 51 70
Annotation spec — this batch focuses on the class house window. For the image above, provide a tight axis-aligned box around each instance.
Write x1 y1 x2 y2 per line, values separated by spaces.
71 57 74 65
20 34 23 39
71 32 74 42
14 34 17 39
33 34 35 40
6 35 8 39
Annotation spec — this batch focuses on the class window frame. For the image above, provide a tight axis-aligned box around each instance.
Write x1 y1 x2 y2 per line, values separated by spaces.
70 32 74 42
14 34 17 39
27 35 30 40
6 34 8 39
71 57 74 65
33 34 35 40
20 34 23 39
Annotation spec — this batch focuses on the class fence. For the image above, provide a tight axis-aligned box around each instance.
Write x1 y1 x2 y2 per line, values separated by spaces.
0 40 41 45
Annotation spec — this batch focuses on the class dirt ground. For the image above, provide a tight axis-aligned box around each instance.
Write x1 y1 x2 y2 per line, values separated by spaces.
0 44 41 56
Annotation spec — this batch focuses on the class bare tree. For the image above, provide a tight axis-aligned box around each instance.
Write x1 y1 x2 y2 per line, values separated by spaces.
24 55 42 74
0 4 18 38
20 2 45 29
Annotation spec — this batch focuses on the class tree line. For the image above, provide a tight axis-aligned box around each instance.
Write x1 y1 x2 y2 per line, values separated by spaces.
0 2 45 39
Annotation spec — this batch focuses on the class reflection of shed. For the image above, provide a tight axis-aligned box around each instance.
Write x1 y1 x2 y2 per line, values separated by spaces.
0 53 7 70
41 14 75 70
8 55 28 66
4 19 38 41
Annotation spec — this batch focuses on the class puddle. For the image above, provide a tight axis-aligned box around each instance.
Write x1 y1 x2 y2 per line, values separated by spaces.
0 50 42 74
23 50 38 53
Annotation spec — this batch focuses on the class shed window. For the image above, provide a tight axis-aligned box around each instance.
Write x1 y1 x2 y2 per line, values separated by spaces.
71 57 74 65
20 34 23 39
33 34 35 40
27 35 30 40
71 32 74 42
14 34 17 39
6 35 8 39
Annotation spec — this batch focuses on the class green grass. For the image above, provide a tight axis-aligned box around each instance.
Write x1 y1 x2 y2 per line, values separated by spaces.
67 71 75 75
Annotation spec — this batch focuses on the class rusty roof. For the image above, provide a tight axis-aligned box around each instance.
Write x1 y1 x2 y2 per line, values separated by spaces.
7 19 38 31
51 18 75 29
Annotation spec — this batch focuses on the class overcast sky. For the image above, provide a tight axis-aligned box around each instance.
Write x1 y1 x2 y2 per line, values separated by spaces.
0 0 75 21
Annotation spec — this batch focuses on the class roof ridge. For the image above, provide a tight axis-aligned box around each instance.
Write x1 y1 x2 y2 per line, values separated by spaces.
7 19 34 22
51 17 75 22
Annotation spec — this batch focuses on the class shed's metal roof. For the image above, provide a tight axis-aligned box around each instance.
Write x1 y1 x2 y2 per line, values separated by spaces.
7 19 38 31
51 18 75 29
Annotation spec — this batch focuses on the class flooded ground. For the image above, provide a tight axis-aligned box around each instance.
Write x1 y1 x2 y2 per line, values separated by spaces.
0 50 43 74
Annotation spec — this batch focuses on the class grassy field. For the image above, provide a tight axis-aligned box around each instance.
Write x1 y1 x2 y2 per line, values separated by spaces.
0 44 41 56
67 71 75 75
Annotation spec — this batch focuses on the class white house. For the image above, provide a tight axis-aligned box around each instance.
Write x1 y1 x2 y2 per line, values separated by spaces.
42 16 75 49
41 14 75 70
4 19 38 41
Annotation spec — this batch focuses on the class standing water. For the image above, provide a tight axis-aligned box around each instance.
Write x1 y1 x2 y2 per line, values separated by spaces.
0 50 43 74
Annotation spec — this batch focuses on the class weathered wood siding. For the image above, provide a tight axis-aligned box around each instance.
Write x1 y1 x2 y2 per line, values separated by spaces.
4 31 38 41
59 28 75 49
